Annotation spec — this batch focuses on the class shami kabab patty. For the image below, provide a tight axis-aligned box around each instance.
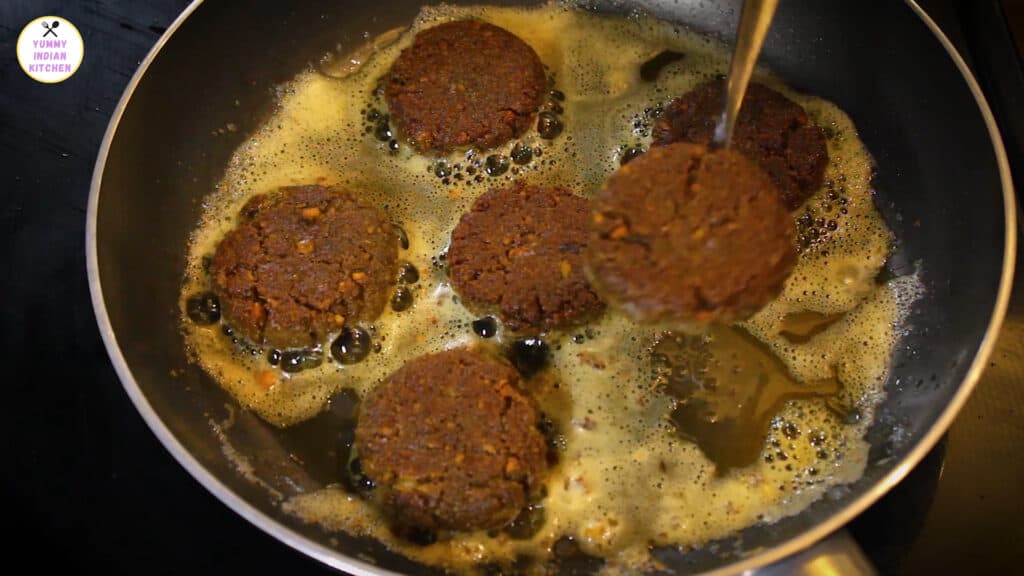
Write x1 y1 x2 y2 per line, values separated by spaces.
447 182 605 332
384 20 547 154
210 184 398 348
355 348 549 533
587 142 797 324
652 80 829 210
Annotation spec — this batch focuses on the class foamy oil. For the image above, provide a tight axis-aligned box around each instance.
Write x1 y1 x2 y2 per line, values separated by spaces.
180 3 922 573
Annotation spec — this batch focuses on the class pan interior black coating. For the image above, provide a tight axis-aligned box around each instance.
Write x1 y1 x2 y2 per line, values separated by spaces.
180 5 917 568
91 0 1009 574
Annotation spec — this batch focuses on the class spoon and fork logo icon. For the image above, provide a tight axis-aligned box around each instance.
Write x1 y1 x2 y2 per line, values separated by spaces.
41 20 59 38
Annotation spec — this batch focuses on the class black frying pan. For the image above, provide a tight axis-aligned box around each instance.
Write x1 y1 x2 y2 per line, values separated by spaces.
87 0 1016 573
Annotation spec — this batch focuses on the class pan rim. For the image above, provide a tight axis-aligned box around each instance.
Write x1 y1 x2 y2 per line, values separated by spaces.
85 1 1017 574
83 2 397 575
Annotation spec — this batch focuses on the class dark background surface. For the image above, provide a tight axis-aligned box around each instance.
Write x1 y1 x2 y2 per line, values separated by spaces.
1 0 1022 573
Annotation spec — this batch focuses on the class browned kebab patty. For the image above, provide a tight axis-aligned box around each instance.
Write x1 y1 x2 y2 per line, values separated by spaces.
587 142 796 324
355 348 549 532
652 80 829 210
384 20 547 154
447 182 605 332
210 185 398 348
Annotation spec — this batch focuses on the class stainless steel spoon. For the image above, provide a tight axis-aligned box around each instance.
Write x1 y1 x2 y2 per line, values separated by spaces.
713 0 780 147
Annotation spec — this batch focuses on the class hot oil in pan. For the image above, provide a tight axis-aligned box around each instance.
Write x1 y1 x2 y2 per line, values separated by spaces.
652 327 841 473
179 3 922 573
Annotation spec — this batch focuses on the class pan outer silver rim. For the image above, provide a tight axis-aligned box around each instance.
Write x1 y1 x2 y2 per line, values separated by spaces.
85 1 1018 574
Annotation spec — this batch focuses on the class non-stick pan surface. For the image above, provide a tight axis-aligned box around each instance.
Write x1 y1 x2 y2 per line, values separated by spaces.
87 0 1015 573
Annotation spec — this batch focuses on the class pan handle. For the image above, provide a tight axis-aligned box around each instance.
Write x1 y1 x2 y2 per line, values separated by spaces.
753 529 877 576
